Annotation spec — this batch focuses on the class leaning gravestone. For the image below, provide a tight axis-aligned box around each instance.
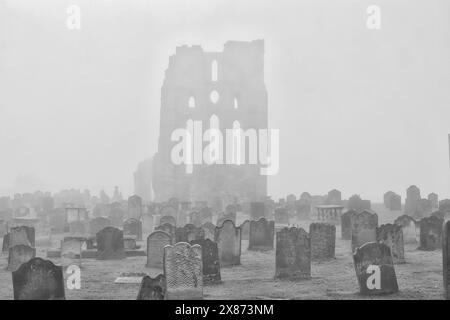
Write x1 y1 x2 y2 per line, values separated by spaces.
136 274 166 300
61 237 83 266
160 215 177 227
443 220 450 299
175 224 205 243
146 231 172 268
376 224 405 264
341 210 356 240
123 218 142 241
163 242 203 300
274 208 289 225
10 226 35 248
12 257 65 300
202 222 216 240
394 215 417 243
351 210 378 252
310 223 335 260
7 245 36 272
214 220 241 266
191 239 221 284
155 222 176 240
353 242 399 295
249 218 274 251
89 217 112 236
419 216 443 251
96 227 126 260
275 227 311 279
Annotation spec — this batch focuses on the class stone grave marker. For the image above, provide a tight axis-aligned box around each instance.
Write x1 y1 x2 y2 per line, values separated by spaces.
163 242 203 300
12 257 65 300
61 237 82 266
214 220 241 266
123 218 142 241
96 226 126 260
376 224 405 264
136 274 166 300
146 231 172 268
353 242 399 295
394 215 417 243
275 227 311 279
310 223 335 260
419 216 443 251
351 210 378 252
191 238 221 284
7 244 36 272
249 218 274 251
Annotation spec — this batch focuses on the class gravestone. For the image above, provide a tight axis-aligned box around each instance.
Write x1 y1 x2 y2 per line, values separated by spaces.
250 202 266 220
9 226 35 248
310 223 335 260
146 231 172 268
443 220 450 299
69 221 86 235
240 220 250 240
341 210 356 240
123 218 142 241
275 227 311 279
160 215 177 227
419 216 443 251
376 224 405 264
214 220 241 266
351 210 378 252
274 208 289 225
12 257 65 300
202 222 216 240
163 242 203 300
89 217 112 236
96 227 126 260
249 218 274 251
353 242 399 295
7 245 36 272
405 185 420 214
394 215 417 243
155 223 176 240
175 224 205 243
123 236 138 250
136 275 165 300
61 237 82 266
191 239 221 284
128 195 143 220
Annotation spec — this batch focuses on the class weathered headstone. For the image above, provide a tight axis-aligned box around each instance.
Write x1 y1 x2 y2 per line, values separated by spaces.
341 210 356 240
136 274 165 300
394 215 417 243
12 257 65 300
191 239 221 284
7 245 36 272
123 218 142 241
353 242 399 295
249 218 274 251
89 217 112 236
61 237 82 266
376 224 405 264
275 227 311 279
9 226 35 248
146 231 172 268
351 210 378 252
214 220 241 266
201 222 216 240
310 223 335 260
163 242 203 300
419 216 443 251
96 227 126 260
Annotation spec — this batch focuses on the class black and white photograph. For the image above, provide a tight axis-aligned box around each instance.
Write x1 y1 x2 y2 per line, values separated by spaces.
0 0 450 306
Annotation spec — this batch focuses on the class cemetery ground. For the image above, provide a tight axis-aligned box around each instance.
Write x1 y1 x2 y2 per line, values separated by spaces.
0 204 443 300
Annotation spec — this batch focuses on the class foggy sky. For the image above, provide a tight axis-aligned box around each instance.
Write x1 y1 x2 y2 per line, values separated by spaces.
1 0 450 202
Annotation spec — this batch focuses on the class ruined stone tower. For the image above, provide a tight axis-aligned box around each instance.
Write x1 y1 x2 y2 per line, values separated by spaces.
152 40 268 204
